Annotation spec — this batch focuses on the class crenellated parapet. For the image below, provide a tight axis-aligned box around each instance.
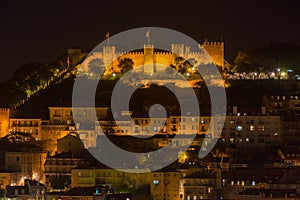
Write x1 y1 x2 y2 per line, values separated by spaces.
202 41 224 46
0 108 10 113
154 52 173 55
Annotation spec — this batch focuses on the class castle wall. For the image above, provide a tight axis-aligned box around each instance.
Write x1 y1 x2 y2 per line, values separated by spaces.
113 52 145 73
154 52 174 72
80 41 225 74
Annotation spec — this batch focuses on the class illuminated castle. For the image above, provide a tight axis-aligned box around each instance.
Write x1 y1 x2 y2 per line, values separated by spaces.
80 40 225 74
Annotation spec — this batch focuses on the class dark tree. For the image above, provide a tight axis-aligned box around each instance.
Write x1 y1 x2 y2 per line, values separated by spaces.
51 175 71 189
174 56 194 74
118 58 134 73
88 58 105 76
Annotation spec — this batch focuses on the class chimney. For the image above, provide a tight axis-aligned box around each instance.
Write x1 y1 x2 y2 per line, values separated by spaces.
233 106 238 115
261 106 266 115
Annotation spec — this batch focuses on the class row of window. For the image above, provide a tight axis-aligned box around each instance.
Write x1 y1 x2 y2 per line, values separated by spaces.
46 159 80 165
11 121 39 126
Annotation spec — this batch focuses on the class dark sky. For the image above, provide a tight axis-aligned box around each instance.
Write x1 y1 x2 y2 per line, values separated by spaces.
1 0 300 83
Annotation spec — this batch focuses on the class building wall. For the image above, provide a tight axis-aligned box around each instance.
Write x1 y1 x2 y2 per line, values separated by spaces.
221 115 281 148
9 118 41 140
78 130 98 149
96 116 222 143
40 124 68 141
167 116 211 135
263 94 300 114
150 171 184 200
4 151 47 181
44 157 82 175
71 168 151 189
61 196 93 200
110 116 215 137
48 107 109 125
57 133 85 154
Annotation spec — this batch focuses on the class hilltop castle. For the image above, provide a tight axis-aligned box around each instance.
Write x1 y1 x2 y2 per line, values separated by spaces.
77 40 225 75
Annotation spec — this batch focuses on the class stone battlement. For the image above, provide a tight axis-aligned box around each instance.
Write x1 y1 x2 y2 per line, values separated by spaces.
0 108 10 112
154 52 173 55
203 41 224 46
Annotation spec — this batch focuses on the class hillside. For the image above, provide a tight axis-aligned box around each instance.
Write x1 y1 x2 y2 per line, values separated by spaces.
234 43 300 73
2 44 300 118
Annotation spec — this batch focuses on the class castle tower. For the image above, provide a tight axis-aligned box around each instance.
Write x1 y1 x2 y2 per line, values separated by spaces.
0 108 9 138
103 46 116 73
171 44 184 57
184 46 191 55
67 48 83 66
202 40 224 69
144 44 155 74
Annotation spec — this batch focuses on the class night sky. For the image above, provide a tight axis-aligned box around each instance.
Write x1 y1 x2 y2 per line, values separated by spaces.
1 0 300 83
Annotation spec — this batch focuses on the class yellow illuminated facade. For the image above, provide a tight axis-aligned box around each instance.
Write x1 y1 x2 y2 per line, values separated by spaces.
0 108 9 138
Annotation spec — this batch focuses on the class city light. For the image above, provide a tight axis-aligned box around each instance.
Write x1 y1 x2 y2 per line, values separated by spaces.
1 3 299 199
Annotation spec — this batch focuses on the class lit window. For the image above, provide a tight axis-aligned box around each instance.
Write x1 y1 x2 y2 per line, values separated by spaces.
208 188 212 193
236 126 243 131
153 180 159 185
258 125 264 131
250 125 255 131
